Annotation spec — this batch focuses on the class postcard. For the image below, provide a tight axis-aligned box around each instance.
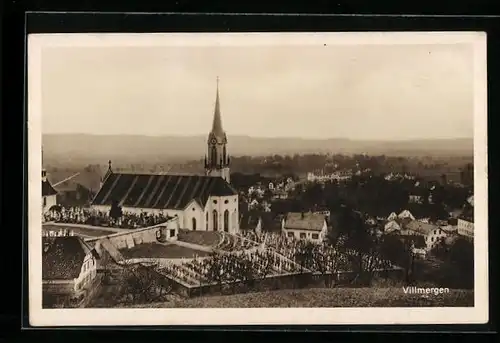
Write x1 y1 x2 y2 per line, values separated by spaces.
28 31 488 326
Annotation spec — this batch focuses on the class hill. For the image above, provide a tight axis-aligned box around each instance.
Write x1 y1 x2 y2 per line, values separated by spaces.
43 134 473 165
111 287 473 308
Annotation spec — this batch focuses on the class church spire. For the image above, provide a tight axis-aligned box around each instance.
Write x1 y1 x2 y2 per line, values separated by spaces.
205 76 230 183
211 76 224 137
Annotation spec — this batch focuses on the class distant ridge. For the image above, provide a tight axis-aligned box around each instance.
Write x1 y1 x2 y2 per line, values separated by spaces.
42 133 473 162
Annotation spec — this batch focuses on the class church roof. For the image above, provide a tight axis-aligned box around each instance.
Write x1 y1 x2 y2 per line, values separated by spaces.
42 179 58 197
92 172 237 210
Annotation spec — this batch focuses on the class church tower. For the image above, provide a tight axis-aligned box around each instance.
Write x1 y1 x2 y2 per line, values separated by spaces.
204 77 230 183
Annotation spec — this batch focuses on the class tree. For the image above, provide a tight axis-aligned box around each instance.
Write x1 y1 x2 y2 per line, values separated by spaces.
448 238 474 289
118 262 173 304
334 206 389 286
380 234 414 283
109 199 123 220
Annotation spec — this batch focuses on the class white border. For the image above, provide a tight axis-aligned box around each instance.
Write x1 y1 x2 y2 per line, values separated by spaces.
28 32 488 326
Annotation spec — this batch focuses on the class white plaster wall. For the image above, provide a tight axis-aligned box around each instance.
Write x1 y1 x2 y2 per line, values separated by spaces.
457 219 474 238
43 195 57 214
74 253 97 291
182 200 204 231
205 194 239 233
283 228 323 243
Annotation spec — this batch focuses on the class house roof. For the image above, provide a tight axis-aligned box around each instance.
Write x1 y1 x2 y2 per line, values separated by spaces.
49 170 102 193
405 220 439 236
42 180 58 197
52 172 101 193
398 210 415 220
387 212 398 220
284 212 325 232
460 206 474 222
440 225 457 233
384 220 401 231
42 236 94 280
92 172 237 210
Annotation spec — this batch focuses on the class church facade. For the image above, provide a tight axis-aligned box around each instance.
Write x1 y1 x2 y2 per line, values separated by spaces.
91 79 240 234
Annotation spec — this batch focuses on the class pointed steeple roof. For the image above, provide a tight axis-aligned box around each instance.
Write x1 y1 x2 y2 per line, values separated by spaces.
210 76 225 139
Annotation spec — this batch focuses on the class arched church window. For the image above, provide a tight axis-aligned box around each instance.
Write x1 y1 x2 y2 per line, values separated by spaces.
192 217 197 231
224 200 229 204
206 212 209 230
223 146 227 163
213 210 218 231
224 210 229 232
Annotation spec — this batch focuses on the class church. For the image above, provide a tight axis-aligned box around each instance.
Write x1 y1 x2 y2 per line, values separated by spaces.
91 79 240 234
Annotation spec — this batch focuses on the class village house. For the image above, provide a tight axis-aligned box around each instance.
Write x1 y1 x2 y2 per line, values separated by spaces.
42 234 100 306
51 170 102 207
457 216 474 240
384 220 401 233
387 212 398 221
282 212 328 243
42 168 58 215
248 185 265 198
272 189 289 200
248 198 260 211
440 224 458 234
398 210 416 221
403 220 449 251
408 195 424 204
313 209 331 218
306 170 352 183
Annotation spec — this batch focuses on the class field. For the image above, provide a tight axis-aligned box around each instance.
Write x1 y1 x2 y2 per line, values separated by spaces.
124 287 474 308
42 224 116 237
119 243 210 259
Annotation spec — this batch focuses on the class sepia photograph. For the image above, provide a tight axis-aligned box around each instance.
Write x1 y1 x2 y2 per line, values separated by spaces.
28 32 488 326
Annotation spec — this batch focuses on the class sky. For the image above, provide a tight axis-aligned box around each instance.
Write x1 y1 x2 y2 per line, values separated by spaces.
40 41 475 140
